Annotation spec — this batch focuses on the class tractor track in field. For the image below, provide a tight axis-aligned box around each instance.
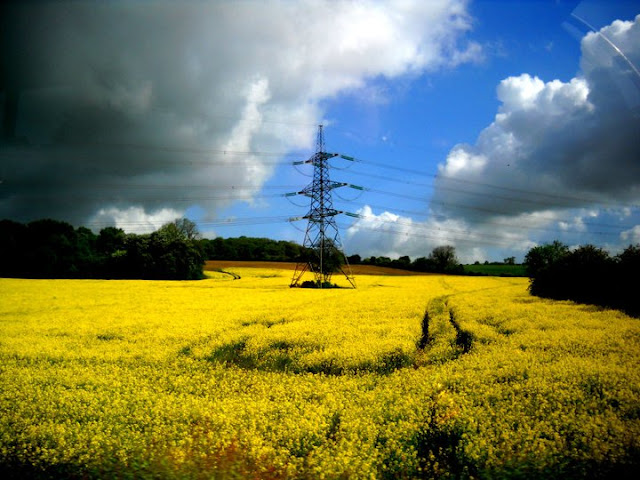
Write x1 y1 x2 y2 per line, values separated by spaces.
419 296 474 356
448 305 473 354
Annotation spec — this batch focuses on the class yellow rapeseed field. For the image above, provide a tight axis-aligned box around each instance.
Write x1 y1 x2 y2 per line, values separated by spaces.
1 267 639 478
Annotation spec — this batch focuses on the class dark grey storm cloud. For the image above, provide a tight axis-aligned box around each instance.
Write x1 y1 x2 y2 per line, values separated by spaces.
0 0 477 231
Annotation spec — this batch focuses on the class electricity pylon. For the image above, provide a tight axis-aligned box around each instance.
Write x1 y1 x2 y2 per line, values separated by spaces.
290 125 356 288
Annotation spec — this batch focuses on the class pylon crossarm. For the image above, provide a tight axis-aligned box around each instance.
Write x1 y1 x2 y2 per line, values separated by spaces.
316 152 338 161
304 210 339 220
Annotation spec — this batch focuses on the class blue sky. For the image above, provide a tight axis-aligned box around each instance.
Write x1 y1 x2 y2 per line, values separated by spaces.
2 1 640 262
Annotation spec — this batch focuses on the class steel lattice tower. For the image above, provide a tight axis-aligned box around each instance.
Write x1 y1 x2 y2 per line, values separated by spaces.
290 125 356 288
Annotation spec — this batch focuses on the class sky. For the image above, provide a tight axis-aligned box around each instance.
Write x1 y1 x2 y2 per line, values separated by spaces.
1 0 639 263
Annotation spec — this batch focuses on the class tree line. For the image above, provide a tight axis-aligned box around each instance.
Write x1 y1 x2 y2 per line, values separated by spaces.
201 236 310 263
0 218 204 280
347 245 464 274
3 218 636 316
0 219 468 279
524 241 640 317
0 219 318 280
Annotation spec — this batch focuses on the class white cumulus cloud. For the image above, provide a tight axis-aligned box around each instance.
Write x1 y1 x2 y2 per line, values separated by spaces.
431 14 640 258
91 206 183 234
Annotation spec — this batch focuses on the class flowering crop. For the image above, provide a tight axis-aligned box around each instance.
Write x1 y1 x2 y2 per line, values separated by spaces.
1 269 638 478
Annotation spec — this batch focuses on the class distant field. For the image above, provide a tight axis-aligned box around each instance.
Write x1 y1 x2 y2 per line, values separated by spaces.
463 263 527 276
207 260 527 277
205 260 429 276
1 267 638 478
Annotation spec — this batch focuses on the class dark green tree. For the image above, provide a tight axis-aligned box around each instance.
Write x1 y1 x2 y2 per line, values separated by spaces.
524 241 569 277
393 255 411 269
376 256 392 267
411 256 433 272
523 241 640 316
74 227 98 275
26 219 78 277
503 256 515 265
0 219 27 276
347 254 362 265
172 218 201 241
97 227 126 255
428 245 462 273
616 244 640 316
148 219 204 279
561 244 613 304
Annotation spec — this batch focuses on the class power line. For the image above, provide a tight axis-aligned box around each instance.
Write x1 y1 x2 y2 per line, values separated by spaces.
3 142 638 210
332 191 636 231
330 181 637 231
346 210 624 240
4 142 638 242
332 200 628 238
16 193 285 202
11 184 634 237
335 155 640 210
8 174 637 231
86 215 293 228
82 206 625 248
84 204 627 241
7 167 635 236
337 167 579 211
